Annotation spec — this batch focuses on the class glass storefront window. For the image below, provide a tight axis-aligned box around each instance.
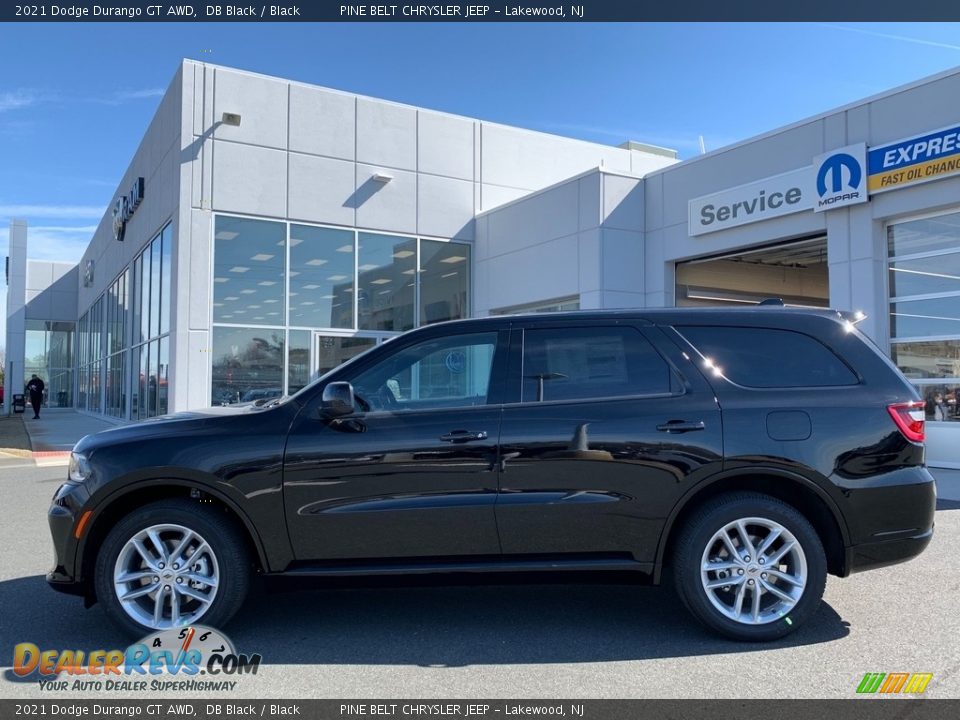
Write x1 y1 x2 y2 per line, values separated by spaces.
160 224 172 336
419 239 469 325
890 296 960 338
214 216 286 326
889 213 960 436
893 340 960 380
889 251 960 298
150 237 162 338
888 213 960 257
919 384 960 422
357 232 416 332
132 255 143 346
211 326 285 405
289 225 354 329
158 337 169 416
209 218 473 408
140 247 151 346
24 320 75 408
315 335 377 377
287 330 312 395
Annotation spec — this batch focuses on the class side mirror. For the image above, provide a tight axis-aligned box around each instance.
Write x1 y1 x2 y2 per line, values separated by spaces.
321 381 355 417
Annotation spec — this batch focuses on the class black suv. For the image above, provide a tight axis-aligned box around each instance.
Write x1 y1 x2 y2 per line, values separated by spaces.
48 308 935 641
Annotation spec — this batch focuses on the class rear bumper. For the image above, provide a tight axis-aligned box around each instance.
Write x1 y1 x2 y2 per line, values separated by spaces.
846 527 934 574
840 466 936 575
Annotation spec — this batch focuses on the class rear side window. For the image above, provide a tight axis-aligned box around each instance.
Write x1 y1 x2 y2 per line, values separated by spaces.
521 326 671 402
678 326 858 388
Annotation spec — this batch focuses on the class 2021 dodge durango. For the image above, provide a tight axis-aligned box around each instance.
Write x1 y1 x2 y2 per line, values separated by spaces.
47 308 936 641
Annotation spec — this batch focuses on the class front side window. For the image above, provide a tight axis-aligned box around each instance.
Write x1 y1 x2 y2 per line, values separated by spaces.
350 332 498 412
521 326 671 402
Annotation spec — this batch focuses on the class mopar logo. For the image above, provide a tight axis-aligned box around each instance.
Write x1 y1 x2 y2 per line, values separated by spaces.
812 144 868 212
817 153 861 196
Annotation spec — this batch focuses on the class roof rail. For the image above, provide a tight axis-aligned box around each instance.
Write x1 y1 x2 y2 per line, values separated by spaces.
758 298 785 306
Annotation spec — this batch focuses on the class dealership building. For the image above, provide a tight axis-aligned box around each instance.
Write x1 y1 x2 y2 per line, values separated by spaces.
5 60 960 467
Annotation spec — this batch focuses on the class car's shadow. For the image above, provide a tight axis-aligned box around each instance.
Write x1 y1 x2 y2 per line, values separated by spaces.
1 572 849 681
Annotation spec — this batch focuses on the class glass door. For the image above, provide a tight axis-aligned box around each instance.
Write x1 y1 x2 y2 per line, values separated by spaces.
313 333 380 378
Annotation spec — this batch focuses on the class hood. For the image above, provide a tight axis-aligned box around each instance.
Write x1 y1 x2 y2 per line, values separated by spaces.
72 401 294 454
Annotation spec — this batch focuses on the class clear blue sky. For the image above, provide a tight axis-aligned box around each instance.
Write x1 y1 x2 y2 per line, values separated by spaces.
2 22 960 267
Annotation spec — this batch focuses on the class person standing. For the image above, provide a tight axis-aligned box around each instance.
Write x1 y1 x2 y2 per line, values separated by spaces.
26 374 45 419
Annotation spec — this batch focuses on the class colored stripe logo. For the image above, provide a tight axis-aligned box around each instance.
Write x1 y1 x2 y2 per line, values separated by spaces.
857 672 933 694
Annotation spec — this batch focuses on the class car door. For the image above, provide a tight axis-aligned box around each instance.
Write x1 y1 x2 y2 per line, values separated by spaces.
283 327 508 562
495 319 723 563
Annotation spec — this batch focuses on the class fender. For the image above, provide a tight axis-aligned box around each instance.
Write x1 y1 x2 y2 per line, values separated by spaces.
75 476 283 581
651 466 851 584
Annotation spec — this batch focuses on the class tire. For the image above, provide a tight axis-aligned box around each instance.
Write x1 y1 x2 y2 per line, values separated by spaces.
94 499 251 636
672 492 826 642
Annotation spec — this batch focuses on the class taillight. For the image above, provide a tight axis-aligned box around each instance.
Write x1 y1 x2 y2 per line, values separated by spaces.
887 401 926 443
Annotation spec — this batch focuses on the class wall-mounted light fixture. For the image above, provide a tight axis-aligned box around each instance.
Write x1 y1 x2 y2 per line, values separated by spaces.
221 112 242 127
372 172 393 183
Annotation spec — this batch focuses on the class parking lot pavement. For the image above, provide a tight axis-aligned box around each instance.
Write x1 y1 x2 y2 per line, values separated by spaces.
2 464 958 700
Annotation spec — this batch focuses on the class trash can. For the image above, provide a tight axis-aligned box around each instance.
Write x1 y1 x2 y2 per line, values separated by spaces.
12 394 26 414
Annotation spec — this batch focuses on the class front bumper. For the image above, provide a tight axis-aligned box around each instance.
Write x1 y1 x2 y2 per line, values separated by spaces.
47 480 91 595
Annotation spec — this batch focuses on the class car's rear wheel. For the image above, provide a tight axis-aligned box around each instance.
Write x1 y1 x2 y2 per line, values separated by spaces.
672 492 827 641
94 499 251 636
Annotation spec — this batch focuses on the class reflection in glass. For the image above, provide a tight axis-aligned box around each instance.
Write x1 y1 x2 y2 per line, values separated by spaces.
158 337 169 416
889 251 960 298
150 236 161 339
888 213 960 257
160 224 172 335
289 225 354 329
24 320 74 408
132 256 143 345
140 246 151 345
213 216 286 326
139 344 149 421
915 384 960 422
357 233 415 332
893 340 960 380
287 330 311 394
419 239 469 325
890 296 960 338
211 326 285 405
315 336 376 377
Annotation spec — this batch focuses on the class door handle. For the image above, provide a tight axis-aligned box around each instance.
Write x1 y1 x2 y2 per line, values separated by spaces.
439 430 489 443
656 420 705 433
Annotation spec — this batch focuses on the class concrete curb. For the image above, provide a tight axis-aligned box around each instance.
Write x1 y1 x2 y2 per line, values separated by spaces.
0 448 70 467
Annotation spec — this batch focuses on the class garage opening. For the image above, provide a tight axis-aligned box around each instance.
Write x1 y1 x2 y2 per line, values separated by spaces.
675 236 829 308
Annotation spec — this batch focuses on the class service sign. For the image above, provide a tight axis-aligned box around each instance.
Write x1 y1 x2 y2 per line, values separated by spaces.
688 167 812 236
868 123 960 193
813 143 868 212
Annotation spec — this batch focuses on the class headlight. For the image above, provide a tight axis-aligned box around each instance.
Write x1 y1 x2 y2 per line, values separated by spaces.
68 452 92 483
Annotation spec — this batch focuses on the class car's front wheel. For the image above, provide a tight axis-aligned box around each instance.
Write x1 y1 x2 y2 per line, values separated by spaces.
94 499 251 636
673 492 827 641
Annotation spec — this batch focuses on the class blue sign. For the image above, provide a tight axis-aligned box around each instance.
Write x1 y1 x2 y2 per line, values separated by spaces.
812 144 867 212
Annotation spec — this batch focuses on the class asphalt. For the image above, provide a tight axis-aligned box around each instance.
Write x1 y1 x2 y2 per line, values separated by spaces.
1 464 958 700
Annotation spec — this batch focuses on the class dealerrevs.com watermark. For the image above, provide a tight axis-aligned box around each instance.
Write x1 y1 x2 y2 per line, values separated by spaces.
12 626 261 693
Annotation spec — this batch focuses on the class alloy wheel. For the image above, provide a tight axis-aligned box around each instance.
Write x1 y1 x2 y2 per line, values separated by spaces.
699 516 807 625
113 523 220 629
